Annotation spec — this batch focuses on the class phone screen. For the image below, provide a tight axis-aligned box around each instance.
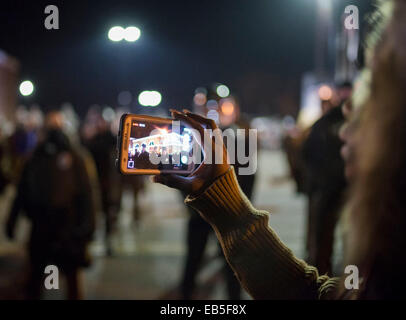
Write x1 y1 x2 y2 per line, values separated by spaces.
126 118 196 173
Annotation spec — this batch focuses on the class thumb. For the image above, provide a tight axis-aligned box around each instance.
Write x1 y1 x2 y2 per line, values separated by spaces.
152 174 193 193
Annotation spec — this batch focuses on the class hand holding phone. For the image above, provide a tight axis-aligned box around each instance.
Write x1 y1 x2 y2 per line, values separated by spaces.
152 110 231 195
117 110 231 195
117 113 198 175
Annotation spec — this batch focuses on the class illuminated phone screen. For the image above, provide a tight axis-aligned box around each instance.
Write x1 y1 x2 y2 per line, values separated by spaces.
127 119 195 173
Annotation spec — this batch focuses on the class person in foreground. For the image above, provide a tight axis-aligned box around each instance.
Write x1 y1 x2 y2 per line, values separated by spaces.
154 0 406 299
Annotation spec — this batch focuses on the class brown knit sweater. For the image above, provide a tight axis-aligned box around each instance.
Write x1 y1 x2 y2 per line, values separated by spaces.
185 167 341 299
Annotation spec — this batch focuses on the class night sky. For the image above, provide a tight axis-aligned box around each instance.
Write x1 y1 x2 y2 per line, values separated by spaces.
2 0 373 117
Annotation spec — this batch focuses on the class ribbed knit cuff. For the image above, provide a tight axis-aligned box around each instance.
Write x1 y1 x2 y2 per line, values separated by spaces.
185 167 265 231
184 167 334 299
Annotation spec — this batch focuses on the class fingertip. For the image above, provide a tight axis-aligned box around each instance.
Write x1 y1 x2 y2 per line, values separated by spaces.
170 110 181 119
169 109 179 118
172 111 186 121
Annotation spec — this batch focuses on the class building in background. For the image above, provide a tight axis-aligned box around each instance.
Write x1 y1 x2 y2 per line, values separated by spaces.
0 50 19 134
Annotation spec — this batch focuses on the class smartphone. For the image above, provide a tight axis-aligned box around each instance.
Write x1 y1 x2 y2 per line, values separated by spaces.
117 114 197 175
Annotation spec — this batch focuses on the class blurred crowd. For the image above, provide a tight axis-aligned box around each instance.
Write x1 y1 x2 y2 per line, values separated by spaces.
0 83 259 299
0 73 374 299
0 104 146 299
1 0 405 301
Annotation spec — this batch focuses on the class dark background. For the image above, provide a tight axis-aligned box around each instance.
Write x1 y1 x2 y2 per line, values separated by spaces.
1 0 373 117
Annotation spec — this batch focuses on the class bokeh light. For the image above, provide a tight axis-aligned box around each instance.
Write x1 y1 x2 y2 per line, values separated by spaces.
206 99 218 110
117 91 133 105
138 91 162 107
108 26 125 41
124 26 141 42
193 93 207 106
318 85 333 101
102 107 116 122
19 80 34 96
206 109 219 124
216 84 230 98
221 101 235 116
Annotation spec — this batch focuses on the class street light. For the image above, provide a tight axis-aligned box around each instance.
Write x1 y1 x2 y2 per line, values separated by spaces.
138 91 162 107
108 26 125 41
124 26 141 42
216 84 230 98
108 26 141 42
19 80 34 96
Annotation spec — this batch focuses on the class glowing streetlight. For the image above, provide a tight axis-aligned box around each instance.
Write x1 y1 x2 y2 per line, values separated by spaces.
138 91 162 107
108 26 125 41
124 26 141 42
19 80 34 96
216 84 230 98
108 26 141 42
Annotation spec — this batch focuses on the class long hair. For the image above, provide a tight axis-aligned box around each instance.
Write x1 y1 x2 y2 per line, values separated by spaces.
344 0 406 299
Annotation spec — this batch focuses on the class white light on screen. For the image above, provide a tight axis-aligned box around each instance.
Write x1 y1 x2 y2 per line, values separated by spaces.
181 155 189 164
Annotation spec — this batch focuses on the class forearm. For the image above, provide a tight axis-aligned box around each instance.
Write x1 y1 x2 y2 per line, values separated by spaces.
185 167 338 299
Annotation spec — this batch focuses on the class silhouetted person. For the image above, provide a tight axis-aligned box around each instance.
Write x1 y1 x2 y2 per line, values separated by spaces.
7 124 38 184
282 127 309 194
85 119 121 256
136 144 150 169
302 83 351 275
5 128 96 299
0 141 8 194
149 146 159 170
158 147 172 171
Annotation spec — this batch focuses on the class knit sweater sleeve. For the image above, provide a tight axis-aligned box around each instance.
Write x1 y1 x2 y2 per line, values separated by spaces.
185 167 340 300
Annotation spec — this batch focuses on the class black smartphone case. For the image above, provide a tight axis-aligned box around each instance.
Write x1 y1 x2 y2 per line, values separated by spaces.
116 113 128 174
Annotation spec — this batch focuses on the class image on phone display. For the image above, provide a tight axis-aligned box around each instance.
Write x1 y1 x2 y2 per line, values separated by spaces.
127 119 195 173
